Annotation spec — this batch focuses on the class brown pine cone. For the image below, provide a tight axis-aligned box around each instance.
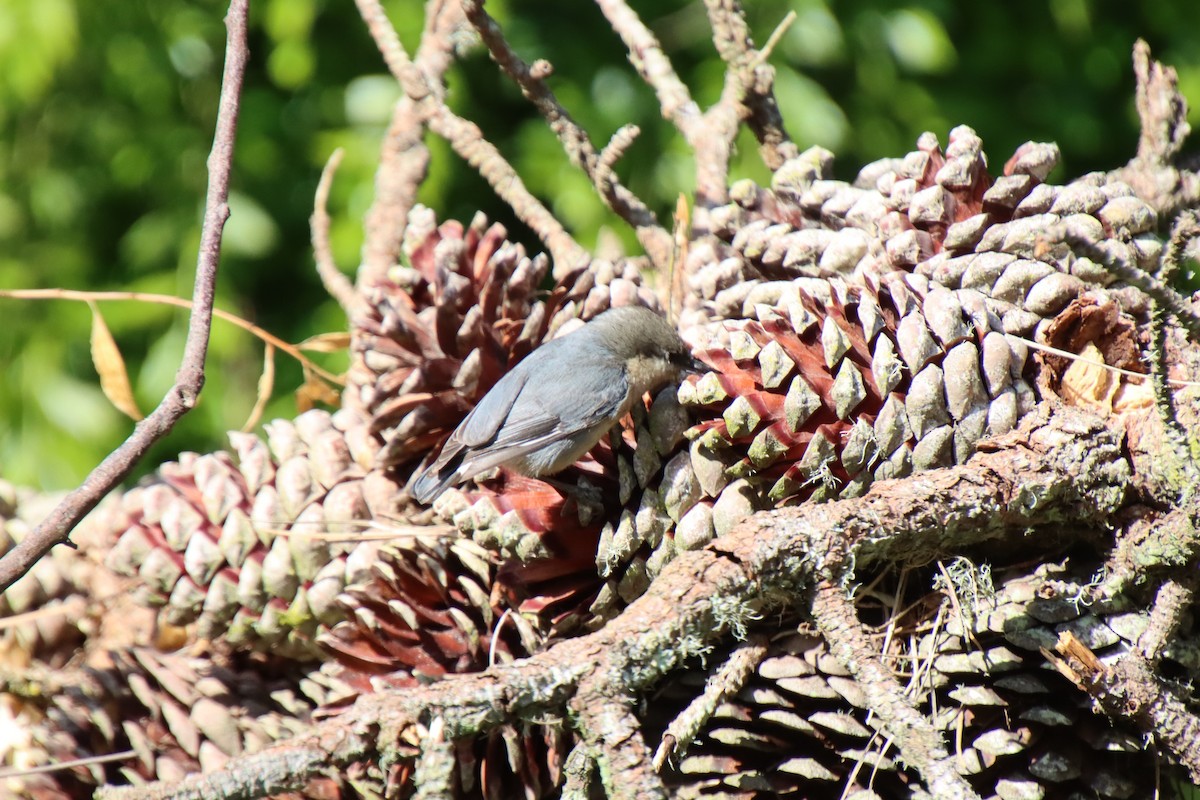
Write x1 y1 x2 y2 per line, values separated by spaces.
104 409 403 658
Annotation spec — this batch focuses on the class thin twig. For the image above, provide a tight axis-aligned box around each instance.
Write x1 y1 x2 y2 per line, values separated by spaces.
0 750 137 780
594 0 738 206
358 0 464 286
754 10 796 66
703 0 797 172
425 106 591 275
594 0 699 134
0 0 251 594
310 147 365 316
1147 302 1195 465
652 634 768 769
1136 577 1196 664
461 0 673 270
1161 209 1200 283
0 289 342 384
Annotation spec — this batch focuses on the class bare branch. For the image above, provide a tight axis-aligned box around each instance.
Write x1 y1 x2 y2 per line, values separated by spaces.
355 0 591 278
652 634 767 769
596 0 797 208
311 147 366 317
594 0 700 134
598 124 642 173
1136 578 1196 664
703 0 798 171
358 0 465 285
812 580 984 800
1110 40 1200 215
0 0 250 593
461 0 673 270
594 0 742 205
1052 632 1200 781
1131 38 1191 165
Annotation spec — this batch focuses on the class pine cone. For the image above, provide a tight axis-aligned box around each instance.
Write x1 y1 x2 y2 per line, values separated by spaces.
699 126 1157 321
3 647 350 799
0 481 132 667
648 557 1188 798
104 409 403 658
320 539 567 800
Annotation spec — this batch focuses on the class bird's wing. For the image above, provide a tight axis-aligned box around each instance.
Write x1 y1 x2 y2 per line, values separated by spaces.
461 361 625 453
411 341 626 502
455 364 531 447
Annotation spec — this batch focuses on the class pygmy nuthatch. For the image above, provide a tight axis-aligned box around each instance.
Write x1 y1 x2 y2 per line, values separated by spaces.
410 305 699 503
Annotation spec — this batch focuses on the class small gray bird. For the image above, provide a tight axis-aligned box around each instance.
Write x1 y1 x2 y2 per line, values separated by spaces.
410 306 699 503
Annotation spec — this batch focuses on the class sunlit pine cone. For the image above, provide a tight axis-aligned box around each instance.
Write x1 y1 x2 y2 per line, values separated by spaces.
345 205 660 476
319 538 567 800
3 647 350 800
104 409 402 658
648 557 1190 799
670 269 1036 551
694 127 1159 333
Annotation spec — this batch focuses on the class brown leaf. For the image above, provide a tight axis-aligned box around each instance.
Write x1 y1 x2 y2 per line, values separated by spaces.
88 301 143 421
296 367 340 412
297 331 352 353
1059 343 1117 412
242 343 276 432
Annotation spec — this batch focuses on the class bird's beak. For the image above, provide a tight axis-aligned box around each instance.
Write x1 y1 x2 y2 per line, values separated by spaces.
683 354 709 376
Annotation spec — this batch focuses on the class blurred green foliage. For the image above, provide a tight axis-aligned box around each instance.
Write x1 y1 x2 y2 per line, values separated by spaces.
0 0 1197 489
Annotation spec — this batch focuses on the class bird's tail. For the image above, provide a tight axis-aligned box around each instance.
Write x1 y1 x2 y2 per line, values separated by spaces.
408 452 464 504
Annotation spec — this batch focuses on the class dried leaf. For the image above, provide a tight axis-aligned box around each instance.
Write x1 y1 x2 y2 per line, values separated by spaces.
1112 378 1155 412
1059 343 1117 412
89 301 143 421
296 367 340 412
297 331 351 353
242 343 276 432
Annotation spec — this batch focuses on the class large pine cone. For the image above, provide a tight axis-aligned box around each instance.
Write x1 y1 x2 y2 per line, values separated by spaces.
103 409 402 659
